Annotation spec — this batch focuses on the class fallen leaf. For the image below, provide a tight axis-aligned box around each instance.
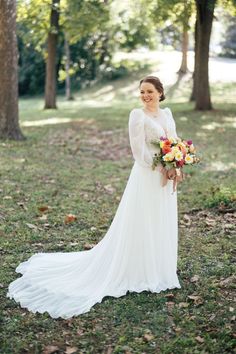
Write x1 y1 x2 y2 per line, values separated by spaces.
76 328 84 336
3 196 12 200
205 218 216 227
209 314 216 321
178 302 189 308
219 275 235 287
143 333 154 342
229 307 234 312
83 243 95 250
64 214 77 224
69 242 79 246
173 327 181 333
65 347 78 354
195 336 204 343
165 293 175 299
34 243 43 247
187 295 204 305
39 214 48 221
190 275 200 283
183 214 191 225
42 345 59 354
104 184 115 194
38 206 50 212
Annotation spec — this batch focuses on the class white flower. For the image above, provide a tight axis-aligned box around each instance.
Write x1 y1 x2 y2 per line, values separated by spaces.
185 154 194 164
175 151 183 161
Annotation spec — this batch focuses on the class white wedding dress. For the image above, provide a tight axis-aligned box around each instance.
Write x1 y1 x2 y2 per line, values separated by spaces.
7 107 181 319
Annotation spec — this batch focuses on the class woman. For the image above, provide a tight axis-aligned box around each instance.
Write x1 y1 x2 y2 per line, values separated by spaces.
7 76 181 319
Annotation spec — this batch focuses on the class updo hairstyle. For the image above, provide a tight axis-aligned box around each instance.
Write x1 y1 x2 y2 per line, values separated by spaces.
139 76 165 102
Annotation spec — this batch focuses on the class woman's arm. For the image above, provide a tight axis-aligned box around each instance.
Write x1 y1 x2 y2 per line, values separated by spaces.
128 109 153 168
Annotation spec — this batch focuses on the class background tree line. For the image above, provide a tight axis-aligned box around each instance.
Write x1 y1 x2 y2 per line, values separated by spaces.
0 0 236 140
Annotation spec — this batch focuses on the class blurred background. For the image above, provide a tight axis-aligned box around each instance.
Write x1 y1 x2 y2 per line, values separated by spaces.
15 0 236 101
1 2 236 353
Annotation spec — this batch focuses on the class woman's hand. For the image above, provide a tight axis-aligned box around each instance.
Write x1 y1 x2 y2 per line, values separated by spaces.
167 167 176 180
159 166 185 192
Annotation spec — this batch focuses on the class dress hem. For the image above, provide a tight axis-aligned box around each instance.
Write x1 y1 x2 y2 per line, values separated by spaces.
7 281 181 319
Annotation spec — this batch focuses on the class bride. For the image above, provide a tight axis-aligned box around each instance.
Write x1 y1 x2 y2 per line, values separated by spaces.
7 75 181 319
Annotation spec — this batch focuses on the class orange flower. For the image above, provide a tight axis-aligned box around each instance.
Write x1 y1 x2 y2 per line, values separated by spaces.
163 140 171 146
179 145 187 156
162 145 172 154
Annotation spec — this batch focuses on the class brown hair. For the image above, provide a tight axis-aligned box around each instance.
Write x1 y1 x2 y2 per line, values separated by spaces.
139 76 165 102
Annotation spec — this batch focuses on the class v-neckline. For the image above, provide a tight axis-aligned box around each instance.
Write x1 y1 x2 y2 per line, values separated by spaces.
141 108 168 137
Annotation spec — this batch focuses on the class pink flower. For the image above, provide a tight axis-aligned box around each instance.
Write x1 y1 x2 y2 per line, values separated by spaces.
187 140 192 145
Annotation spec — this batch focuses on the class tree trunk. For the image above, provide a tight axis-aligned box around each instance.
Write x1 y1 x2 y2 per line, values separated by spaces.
178 0 190 74
178 27 189 74
190 18 198 101
64 33 74 100
194 0 216 110
44 0 60 109
0 0 25 140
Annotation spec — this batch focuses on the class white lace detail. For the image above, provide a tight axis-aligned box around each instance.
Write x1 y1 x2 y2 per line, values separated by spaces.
129 107 178 168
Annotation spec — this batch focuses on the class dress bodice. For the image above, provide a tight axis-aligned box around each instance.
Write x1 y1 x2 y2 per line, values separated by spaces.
128 107 178 169
143 109 169 155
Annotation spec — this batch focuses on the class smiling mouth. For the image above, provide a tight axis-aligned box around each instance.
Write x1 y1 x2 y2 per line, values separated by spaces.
144 98 152 102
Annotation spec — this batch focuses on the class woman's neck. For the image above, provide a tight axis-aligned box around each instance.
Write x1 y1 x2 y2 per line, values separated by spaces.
144 104 160 113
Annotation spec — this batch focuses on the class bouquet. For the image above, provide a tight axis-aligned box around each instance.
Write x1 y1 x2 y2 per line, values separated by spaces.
151 136 200 192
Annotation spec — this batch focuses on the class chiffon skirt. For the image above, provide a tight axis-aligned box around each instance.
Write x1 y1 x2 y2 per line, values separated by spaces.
7 162 181 319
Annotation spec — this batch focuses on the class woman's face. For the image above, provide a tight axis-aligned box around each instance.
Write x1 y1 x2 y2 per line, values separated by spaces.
139 82 162 107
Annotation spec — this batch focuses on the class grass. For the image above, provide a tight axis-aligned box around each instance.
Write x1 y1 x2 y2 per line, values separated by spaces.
0 71 236 354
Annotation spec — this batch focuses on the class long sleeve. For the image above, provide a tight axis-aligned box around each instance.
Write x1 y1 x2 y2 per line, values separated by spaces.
165 108 178 139
128 109 153 168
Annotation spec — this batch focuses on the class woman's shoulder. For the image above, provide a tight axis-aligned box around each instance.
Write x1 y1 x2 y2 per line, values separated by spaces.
162 107 175 121
162 107 172 115
129 107 143 116
129 108 144 121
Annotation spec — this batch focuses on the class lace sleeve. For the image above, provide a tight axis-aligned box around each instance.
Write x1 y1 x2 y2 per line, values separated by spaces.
165 108 178 139
128 109 153 168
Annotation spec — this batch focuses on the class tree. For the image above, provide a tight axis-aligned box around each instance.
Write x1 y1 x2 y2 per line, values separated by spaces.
190 17 198 102
221 14 236 58
0 0 25 140
44 0 60 109
194 0 216 110
150 0 194 74
178 0 193 73
17 0 111 100
64 33 73 100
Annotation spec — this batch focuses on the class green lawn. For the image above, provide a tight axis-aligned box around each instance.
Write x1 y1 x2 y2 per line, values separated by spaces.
0 74 236 354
